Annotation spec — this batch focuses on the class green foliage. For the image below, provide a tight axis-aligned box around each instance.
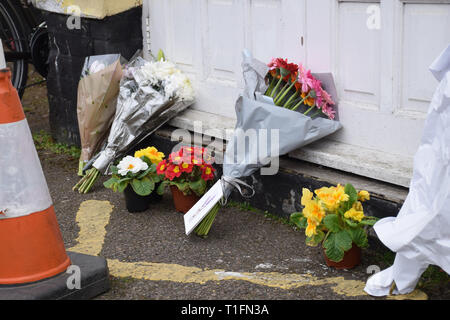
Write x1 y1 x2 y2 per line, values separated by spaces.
33 130 81 159
157 49 166 61
306 229 325 247
323 214 341 233
131 177 155 196
290 212 308 229
343 183 358 211
323 230 353 262
158 175 212 197
189 178 207 197
346 227 368 249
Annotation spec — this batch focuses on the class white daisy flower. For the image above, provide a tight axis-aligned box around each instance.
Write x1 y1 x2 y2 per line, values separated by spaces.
117 156 148 176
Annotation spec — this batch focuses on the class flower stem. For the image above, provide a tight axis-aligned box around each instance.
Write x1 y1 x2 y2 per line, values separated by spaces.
78 159 85 177
273 81 290 104
270 77 284 98
303 105 315 116
310 110 321 119
194 203 220 237
275 81 297 106
291 96 308 111
265 76 277 96
283 91 299 108
84 169 99 194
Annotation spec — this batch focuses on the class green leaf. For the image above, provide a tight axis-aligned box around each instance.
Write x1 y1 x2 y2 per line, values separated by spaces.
118 176 132 184
136 167 152 180
344 183 358 209
323 214 341 232
323 230 353 262
117 180 129 193
345 219 359 228
335 229 353 252
157 49 166 61
110 166 119 175
306 229 325 247
346 228 368 248
290 212 307 229
359 219 377 227
189 179 207 197
103 177 118 189
157 180 168 195
151 173 162 184
170 180 191 195
323 233 344 262
131 177 154 196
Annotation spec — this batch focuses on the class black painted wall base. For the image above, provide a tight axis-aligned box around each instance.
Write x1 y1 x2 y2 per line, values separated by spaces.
0 252 109 300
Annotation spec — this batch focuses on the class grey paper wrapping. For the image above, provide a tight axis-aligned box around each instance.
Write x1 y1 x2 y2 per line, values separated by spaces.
221 50 342 198
77 55 123 162
92 57 194 174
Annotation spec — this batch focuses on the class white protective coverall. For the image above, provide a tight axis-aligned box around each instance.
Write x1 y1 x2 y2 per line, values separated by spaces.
365 44 450 296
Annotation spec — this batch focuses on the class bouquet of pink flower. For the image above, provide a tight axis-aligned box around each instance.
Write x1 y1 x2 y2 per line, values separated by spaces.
265 58 336 120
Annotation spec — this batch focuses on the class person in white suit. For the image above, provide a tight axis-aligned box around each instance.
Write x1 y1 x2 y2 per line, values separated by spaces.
365 44 450 296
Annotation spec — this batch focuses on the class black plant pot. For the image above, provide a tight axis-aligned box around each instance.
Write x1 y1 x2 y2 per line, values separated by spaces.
123 185 150 213
149 182 163 203
123 183 163 213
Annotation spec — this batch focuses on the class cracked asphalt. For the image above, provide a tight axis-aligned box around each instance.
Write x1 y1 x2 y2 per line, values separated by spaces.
19 67 449 301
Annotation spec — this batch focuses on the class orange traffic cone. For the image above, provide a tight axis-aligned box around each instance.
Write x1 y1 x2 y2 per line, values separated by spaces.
0 68 71 284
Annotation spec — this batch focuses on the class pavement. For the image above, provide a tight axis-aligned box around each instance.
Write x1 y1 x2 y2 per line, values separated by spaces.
19 67 449 301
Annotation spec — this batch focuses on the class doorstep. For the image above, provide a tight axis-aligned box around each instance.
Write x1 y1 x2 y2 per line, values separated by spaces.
168 109 414 188
137 124 408 222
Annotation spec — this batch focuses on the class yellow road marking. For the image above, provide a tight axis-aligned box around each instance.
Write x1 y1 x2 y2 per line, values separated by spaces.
70 200 114 256
69 200 427 299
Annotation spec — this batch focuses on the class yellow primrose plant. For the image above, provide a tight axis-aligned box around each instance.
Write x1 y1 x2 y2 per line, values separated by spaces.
290 184 378 263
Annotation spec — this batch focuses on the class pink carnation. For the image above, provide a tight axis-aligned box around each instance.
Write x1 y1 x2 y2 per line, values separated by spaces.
298 63 314 93
321 103 336 120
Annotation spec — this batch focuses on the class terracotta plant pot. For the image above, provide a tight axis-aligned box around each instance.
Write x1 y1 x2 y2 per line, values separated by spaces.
323 244 361 269
170 185 200 214
123 184 160 213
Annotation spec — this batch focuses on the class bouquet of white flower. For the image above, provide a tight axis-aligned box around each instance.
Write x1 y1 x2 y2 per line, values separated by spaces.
73 54 195 194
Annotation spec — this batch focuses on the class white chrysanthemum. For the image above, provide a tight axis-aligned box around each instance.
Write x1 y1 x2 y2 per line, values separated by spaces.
139 60 195 101
117 156 148 176
165 72 195 101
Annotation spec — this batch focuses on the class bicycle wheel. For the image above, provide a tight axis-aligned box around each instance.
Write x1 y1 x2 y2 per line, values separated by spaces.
0 0 30 97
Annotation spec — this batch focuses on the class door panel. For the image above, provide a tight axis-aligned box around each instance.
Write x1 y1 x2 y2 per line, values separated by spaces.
400 3 450 114
338 1 381 107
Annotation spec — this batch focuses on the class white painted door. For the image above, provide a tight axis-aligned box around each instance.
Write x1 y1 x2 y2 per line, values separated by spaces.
305 0 450 158
145 0 306 118
145 0 450 159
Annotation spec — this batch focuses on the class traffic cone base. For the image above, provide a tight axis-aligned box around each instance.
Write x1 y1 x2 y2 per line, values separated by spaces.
0 206 71 285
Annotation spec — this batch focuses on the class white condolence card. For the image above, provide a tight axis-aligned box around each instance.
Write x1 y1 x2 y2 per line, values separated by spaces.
184 180 223 236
